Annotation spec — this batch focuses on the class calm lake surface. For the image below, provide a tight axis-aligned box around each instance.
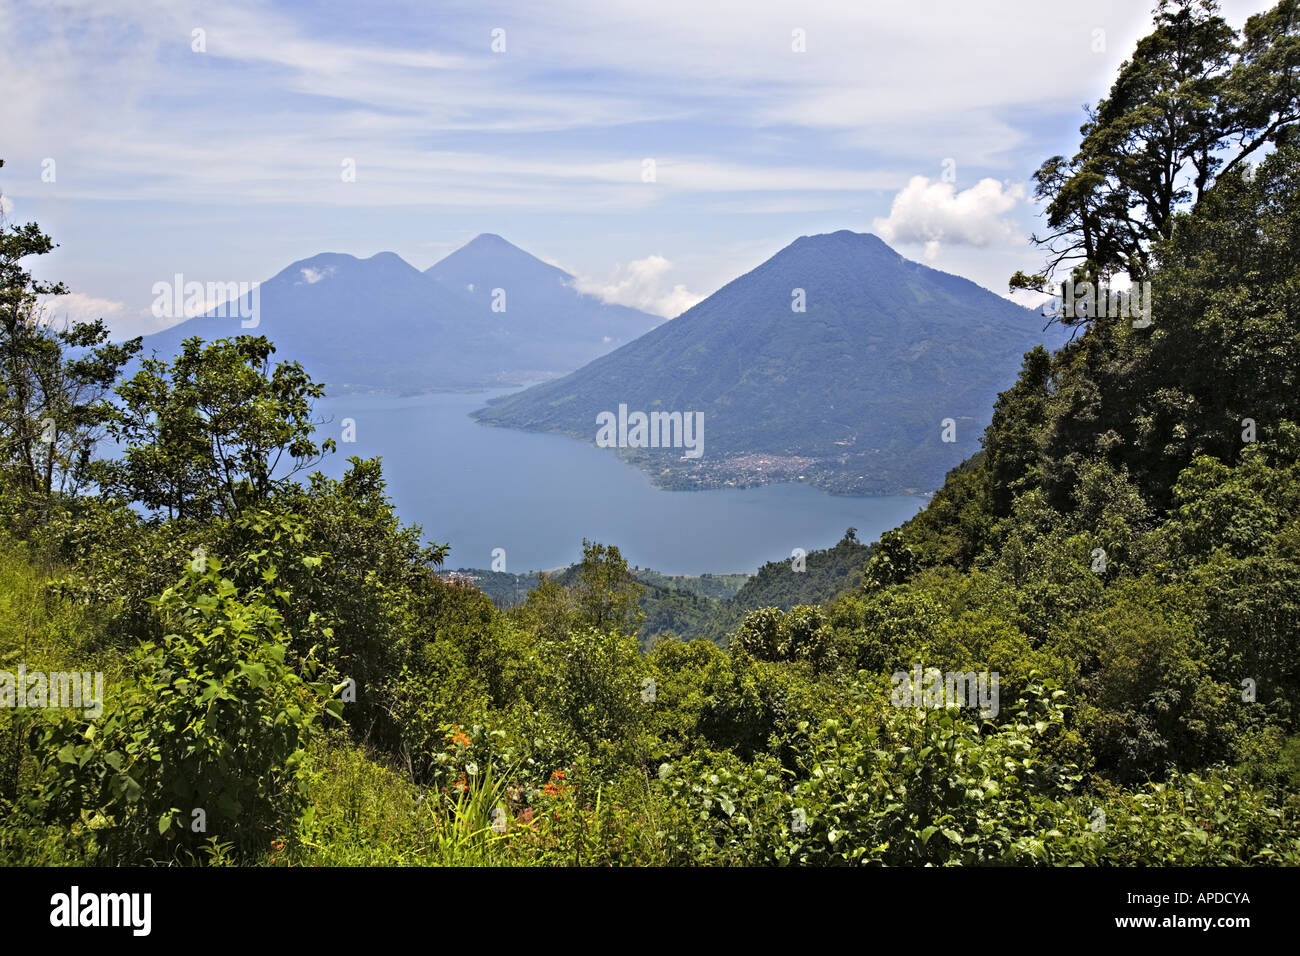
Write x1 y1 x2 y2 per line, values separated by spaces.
313 391 926 575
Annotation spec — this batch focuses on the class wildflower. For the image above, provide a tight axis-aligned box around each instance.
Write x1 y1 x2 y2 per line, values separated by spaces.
466 762 479 777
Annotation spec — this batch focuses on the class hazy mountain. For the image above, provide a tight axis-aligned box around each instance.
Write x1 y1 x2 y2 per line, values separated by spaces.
473 230 1067 494
426 233 659 368
132 236 662 393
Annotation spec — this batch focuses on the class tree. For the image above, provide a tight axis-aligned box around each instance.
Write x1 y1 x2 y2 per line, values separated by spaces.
571 539 645 636
516 572 576 643
731 604 837 674
537 623 646 759
0 159 140 511
863 529 918 590
1013 0 1300 303
238 457 451 745
98 336 333 520
983 346 1052 515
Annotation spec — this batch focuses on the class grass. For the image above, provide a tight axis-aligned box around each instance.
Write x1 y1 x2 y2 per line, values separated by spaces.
0 541 123 865
287 732 515 866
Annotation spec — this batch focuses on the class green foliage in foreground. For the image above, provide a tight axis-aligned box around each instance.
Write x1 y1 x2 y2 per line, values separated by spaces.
28 552 343 862
3 522 1298 866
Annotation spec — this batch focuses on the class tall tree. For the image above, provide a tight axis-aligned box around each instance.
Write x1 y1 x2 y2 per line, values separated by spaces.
0 158 140 508
98 335 334 520
1013 0 1299 308
572 540 645 636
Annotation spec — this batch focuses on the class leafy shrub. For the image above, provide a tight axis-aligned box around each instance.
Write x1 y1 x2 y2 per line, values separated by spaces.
658 681 1081 865
28 555 341 860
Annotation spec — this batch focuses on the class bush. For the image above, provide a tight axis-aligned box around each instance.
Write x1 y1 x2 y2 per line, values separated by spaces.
27 554 342 861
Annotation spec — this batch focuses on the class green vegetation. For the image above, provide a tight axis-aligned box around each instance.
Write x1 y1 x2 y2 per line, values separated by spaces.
444 566 750 609
454 532 869 649
629 529 878 646
3 2 1300 866
629 568 751 602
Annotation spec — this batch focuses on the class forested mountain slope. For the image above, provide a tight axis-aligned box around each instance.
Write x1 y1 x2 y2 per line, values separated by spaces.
475 231 1064 493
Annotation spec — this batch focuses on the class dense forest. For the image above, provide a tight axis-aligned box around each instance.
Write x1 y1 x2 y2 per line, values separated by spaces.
455 533 868 649
2 0 1299 866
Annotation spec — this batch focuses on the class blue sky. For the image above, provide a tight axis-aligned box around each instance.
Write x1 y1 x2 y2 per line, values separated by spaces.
0 0 1275 338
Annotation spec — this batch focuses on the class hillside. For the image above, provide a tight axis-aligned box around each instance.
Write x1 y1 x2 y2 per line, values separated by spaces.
445 529 873 648
440 565 749 611
474 231 1065 494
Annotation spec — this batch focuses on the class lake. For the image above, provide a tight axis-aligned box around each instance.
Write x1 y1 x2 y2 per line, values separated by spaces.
312 391 927 575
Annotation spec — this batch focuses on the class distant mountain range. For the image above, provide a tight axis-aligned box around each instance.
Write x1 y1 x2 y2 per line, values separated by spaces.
474 231 1067 494
133 234 662 393
135 229 1064 495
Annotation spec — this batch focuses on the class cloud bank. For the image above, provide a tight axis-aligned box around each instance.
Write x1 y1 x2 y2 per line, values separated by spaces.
874 176 1026 259
572 255 703 319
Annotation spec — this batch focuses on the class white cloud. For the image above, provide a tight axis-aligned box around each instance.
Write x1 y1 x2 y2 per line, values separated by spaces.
572 255 704 318
34 290 183 340
3 0 1272 321
6 139 905 209
37 292 127 325
0 194 12 215
874 176 1025 255
298 266 333 284
2 0 1272 214
0 0 1195 212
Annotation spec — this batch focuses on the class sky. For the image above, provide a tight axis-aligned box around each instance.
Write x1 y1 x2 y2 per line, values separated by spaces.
0 0 1277 339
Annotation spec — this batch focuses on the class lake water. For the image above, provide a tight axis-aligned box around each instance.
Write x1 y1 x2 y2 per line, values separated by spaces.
313 391 926 575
